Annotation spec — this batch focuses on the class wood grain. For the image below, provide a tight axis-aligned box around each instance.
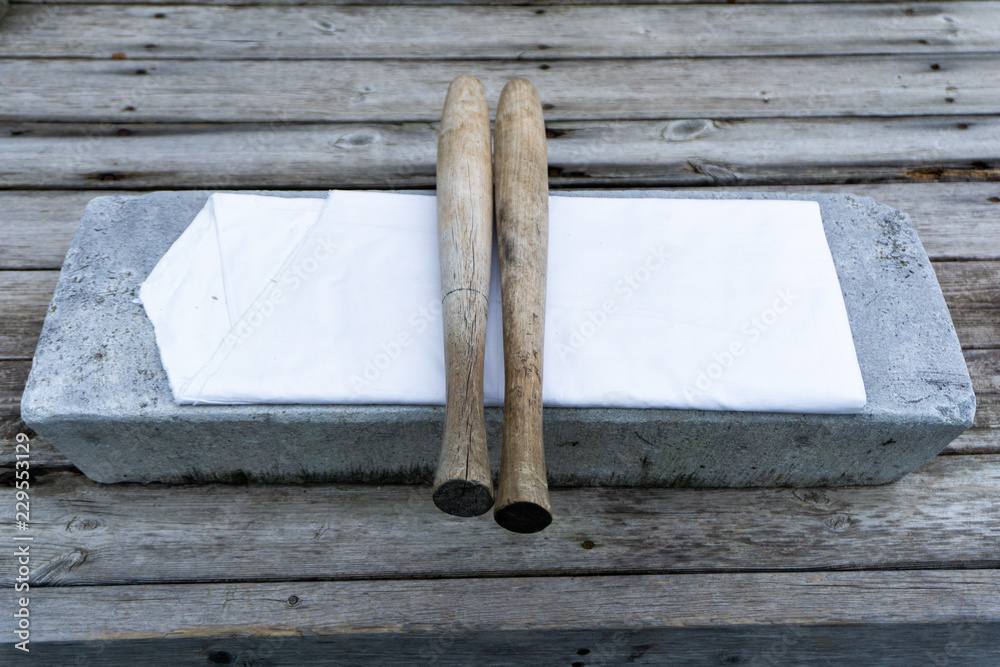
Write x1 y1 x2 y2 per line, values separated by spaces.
1 455 999 585
0 191 135 270
0 361 29 417
493 79 552 533
967 349 1000 395
4 185 999 268
1 55 996 122
1 571 998 663
3 3 997 59
971 397 999 432
0 270 56 358
433 75 494 517
937 262 1000 349
2 117 996 190
0 418 71 470
940 428 1000 455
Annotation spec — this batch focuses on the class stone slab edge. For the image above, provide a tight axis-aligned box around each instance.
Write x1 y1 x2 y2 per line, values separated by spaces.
21 190 976 486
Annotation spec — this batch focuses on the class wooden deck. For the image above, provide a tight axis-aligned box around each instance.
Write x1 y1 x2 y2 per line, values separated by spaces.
1 0 999 663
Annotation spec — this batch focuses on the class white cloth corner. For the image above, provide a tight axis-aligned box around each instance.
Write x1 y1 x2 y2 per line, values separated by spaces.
139 191 866 413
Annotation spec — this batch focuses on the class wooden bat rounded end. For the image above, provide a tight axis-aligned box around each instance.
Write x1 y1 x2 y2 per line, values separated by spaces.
434 74 493 520
433 478 494 518
498 78 540 106
494 500 553 534
494 77 551 534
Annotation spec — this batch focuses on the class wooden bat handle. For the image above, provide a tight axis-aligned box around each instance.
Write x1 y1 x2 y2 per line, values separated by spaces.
493 79 553 533
432 75 495 517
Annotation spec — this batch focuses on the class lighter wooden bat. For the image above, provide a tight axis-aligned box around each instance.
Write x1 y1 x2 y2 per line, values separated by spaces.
432 75 495 517
492 79 553 533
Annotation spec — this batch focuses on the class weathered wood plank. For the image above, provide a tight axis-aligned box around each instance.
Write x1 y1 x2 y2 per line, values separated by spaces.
2 3 997 59
967 350 999 442
732 183 1000 261
941 428 1000 454
0 360 29 417
1 117 997 191
1 571 998 664
0 417 71 470
967 348 999 395
0 55 995 122
4 184 1000 269
937 262 1000 348
0 191 119 270
0 271 56 358
1 456 1000 586
972 395 999 430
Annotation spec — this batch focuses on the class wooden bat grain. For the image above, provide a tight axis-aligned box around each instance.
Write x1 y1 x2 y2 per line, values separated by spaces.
432 75 495 517
492 79 553 534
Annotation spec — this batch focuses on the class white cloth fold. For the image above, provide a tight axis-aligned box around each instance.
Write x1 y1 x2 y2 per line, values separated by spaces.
139 191 866 413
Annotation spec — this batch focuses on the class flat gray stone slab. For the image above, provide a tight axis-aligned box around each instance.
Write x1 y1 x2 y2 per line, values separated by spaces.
22 190 974 486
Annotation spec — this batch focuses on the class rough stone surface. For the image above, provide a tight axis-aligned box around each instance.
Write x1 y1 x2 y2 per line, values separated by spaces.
21 190 975 486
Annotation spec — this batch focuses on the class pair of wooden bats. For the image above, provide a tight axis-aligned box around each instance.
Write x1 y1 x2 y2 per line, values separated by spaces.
432 76 552 534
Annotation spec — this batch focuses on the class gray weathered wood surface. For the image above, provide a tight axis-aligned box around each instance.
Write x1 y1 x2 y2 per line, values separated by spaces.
0 0 997 661
2 55 995 122
3 118 996 190
1 571 998 664
1 455 998 587
2 3 998 59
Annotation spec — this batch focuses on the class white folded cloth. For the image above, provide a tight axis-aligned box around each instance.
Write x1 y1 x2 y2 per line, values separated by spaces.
139 191 866 413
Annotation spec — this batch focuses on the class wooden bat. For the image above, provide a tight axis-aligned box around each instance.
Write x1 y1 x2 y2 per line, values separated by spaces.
431 75 495 517
492 79 553 533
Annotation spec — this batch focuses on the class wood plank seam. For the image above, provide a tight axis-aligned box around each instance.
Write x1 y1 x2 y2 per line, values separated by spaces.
4 55 1000 122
